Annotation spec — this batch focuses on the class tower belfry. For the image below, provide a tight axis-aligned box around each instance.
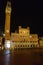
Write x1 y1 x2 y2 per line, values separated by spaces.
4 1 11 40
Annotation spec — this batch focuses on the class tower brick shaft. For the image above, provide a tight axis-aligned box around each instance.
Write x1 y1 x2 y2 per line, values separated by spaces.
4 2 11 40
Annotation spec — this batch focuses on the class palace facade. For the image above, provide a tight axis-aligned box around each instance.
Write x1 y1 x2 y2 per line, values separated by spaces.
10 26 39 49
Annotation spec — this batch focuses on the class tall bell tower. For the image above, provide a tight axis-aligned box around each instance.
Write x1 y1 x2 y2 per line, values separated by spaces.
4 2 11 40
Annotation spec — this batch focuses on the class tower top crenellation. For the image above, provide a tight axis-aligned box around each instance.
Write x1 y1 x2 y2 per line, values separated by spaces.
5 1 11 13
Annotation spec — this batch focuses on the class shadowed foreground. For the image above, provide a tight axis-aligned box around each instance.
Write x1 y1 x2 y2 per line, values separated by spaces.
0 49 43 65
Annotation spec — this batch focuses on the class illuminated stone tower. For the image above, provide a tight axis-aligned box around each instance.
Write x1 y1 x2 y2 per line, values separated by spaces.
4 2 11 40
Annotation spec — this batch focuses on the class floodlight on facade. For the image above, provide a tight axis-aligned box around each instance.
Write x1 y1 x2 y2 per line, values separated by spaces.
5 40 10 49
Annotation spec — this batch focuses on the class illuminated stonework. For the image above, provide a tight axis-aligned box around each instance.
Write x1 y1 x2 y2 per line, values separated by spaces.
10 27 38 49
2 1 43 49
4 1 11 40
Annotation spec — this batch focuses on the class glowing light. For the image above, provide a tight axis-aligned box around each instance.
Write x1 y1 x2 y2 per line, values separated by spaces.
3 34 5 36
6 30 9 33
24 31 25 33
6 43 10 48
5 40 10 48
30 35 32 38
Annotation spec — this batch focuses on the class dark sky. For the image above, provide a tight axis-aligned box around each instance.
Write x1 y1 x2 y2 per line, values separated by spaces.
0 0 43 36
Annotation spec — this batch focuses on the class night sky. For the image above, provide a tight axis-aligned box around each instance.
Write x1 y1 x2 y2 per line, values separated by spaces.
0 0 43 36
